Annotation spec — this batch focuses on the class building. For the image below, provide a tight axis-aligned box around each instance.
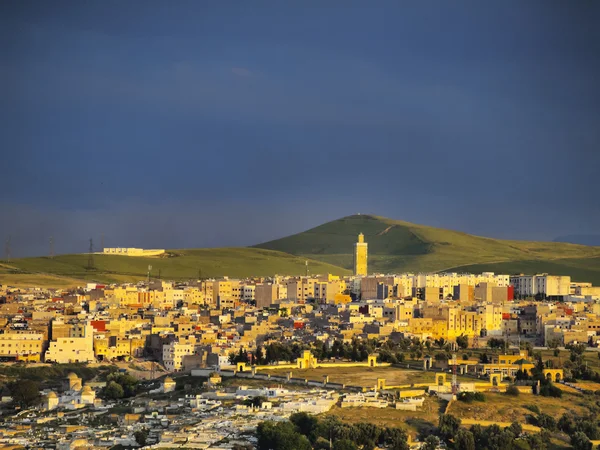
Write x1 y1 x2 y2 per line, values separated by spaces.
163 341 195 372
353 233 368 276
45 324 95 364
102 248 165 257
0 331 44 362
255 284 279 309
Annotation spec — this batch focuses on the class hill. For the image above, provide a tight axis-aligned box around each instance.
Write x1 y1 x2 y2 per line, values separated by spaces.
255 214 600 284
554 234 600 247
0 248 350 288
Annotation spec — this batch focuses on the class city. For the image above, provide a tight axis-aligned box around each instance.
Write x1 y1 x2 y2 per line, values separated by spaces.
2 1 599 449
2 233 600 449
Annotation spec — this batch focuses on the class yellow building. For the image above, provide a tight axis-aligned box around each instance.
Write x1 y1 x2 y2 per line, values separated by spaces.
0 331 44 362
353 233 368 276
287 278 317 303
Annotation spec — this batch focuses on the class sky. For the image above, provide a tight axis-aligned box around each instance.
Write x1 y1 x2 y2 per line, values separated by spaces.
1 1 599 257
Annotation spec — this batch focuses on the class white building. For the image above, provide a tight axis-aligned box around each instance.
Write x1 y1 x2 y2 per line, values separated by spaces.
242 285 256 302
511 274 571 297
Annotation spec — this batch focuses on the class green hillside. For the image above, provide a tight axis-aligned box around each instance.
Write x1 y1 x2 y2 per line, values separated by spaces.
0 248 350 288
255 214 600 284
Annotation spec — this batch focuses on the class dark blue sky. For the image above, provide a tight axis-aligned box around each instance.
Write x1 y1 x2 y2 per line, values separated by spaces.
1 1 599 256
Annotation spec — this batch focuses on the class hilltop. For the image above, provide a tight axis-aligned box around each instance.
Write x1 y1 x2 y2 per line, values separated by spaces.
0 248 350 288
255 214 600 284
3 214 600 289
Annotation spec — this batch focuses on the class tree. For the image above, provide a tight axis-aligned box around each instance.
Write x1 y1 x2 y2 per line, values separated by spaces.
8 380 41 408
422 435 440 450
558 413 576 435
103 381 124 400
454 429 475 450
257 421 311 450
439 414 461 441
536 413 557 431
525 433 547 450
456 335 469 349
571 431 593 450
134 430 148 446
333 439 358 450
507 421 522 437
290 412 319 442
381 427 409 450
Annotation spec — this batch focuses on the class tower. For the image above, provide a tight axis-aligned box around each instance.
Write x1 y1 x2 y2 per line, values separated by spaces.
353 233 368 276
87 238 95 270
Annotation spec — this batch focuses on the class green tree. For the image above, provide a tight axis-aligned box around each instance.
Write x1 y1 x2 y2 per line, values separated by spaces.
134 430 148 446
439 414 461 441
571 431 593 450
257 421 311 450
381 427 409 450
333 439 358 450
456 335 469 349
103 380 124 400
422 435 440 450
507 421 522 437
454 429 475 450
8 379 41 408
526 433 547 450
536 413 557 431
290 412 319 442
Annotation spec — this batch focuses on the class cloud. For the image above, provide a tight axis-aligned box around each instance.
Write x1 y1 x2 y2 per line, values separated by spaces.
231 67 252 77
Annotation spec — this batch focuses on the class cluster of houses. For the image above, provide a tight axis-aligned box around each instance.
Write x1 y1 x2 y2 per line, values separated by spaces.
0 267 599 374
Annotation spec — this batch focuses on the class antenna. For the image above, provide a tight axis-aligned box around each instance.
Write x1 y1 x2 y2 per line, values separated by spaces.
87 238 95 270
49 236 54 259
4 236 11 262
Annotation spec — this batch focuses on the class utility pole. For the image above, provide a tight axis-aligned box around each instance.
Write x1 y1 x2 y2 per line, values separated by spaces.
198 268 202 281
100 234 104 251
147 265 152 284
158 268 161 280
49 236 54 259
87 238 95 270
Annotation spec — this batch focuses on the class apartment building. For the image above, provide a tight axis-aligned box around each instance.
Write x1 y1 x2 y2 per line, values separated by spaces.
0 331 44 362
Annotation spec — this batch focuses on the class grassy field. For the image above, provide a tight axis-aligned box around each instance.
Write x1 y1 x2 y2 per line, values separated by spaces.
446 391 589 423
262 366 473 388
255 214 600 283
322 396 445 440
0 248 350 288
5 214 600 288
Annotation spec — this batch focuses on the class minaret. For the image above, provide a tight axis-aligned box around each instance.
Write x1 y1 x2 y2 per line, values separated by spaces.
353 233 368 276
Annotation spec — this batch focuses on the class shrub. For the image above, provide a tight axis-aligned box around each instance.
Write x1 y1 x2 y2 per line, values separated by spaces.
458 392 485 403
505 385 520 397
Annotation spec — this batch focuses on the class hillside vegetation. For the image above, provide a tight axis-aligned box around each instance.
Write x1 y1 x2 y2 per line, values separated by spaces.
255 214 600 283
0 248 349 288
3 214 600 288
